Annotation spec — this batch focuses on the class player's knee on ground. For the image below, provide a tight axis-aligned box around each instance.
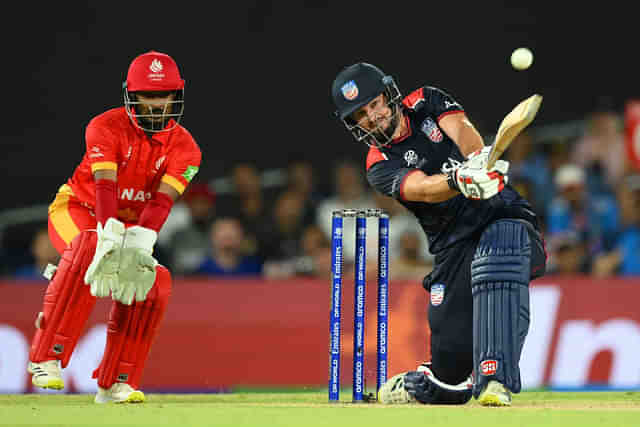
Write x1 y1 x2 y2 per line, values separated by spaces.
430 349 473 386
471 219 532 397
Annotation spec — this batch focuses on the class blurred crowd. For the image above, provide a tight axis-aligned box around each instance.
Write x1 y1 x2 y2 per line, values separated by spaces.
3 105 640 282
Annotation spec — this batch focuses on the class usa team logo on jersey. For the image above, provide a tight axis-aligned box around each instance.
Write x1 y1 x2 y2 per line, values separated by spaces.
341 80 359 101
430 283 445 306
421 118 443 143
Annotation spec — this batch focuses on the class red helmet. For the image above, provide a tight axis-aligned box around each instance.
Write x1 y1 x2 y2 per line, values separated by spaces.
123 51 185 132
126 50 185 91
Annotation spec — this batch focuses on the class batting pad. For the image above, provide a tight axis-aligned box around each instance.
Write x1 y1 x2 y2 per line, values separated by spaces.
93 266 172 389
471 220 531 397
30 231 98 368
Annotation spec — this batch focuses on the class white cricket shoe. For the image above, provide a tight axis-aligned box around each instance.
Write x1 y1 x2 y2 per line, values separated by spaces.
377 372 415 404
28 360 64 390
95 383 145 404
477 380 512 407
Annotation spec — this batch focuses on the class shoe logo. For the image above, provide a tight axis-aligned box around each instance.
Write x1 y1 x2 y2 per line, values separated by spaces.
117 373 129 382
480 360 498 376
53 344 64 354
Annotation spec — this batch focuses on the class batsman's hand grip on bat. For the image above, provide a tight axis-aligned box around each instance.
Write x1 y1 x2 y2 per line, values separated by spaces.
443 155 509 200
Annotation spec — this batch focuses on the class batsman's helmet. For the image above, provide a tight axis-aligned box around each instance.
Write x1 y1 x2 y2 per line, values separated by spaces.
331 63 402 147
123 50 185 132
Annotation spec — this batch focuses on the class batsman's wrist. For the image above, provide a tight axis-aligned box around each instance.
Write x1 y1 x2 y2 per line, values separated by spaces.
446 171 459 191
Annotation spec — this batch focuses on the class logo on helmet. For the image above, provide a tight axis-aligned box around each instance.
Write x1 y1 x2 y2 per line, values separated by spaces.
148 58 165 81
150 59 163 73
341 80 359 101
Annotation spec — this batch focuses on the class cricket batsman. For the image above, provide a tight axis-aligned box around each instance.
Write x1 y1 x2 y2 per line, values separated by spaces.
331 63 546 406
27 50 201 403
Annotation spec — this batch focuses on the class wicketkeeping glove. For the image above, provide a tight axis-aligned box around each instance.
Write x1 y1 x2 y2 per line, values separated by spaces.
84 218 126 298
112 225 158 305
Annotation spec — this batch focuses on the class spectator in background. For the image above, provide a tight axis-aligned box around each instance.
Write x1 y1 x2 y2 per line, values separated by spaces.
13 228 60 281
503 131 553 215
217 163 270 257
316 160 376 264
264 224 334 280
546 231 590 275
372 192 433 266
195 217 262 277
285 160 322 228
261 190 307 278
156 195 191 252
593 175 640 277
167 182 216 275
571 103 627 195
297 224 332 279
547 164 618 256
392 229 434 280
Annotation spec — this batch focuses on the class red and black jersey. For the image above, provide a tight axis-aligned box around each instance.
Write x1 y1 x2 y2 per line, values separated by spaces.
365 86 537 254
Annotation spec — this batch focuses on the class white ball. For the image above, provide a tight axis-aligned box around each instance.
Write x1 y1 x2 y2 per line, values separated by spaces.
510 47 533 70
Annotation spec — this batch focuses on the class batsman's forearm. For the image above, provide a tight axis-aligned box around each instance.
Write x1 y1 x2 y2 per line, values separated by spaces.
404 172 459 204
454 119 485 157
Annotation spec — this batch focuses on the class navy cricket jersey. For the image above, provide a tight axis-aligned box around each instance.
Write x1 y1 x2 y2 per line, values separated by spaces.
366 86 537 254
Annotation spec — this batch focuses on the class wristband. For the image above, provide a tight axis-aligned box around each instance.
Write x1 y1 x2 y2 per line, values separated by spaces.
446 171 459 191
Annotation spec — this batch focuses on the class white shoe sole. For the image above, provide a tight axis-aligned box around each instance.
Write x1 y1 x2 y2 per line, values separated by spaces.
95 390 145 404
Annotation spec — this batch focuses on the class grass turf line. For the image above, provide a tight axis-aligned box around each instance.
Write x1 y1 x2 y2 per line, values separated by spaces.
1 391 639 427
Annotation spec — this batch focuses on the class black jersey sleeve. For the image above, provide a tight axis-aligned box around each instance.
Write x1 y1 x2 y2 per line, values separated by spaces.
366 159 413 200
422 86 464 120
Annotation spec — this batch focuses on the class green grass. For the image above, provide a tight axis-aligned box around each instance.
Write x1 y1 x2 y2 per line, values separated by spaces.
1 390 639 426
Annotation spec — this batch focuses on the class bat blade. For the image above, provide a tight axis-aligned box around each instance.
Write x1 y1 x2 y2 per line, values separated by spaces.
486 94 543 169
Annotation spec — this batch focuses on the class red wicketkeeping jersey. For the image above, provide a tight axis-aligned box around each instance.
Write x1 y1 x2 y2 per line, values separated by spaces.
63 107 201 223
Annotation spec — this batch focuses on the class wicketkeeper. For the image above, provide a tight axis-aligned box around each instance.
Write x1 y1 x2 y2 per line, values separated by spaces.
27 50 201 403
331 63 546 406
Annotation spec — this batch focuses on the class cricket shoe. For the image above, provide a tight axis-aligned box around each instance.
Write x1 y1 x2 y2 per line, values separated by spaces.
477 380 512 407
95 383 145 404
28 360 64 390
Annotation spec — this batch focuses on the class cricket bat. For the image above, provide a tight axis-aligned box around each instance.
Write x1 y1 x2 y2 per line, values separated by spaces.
486 94 543 169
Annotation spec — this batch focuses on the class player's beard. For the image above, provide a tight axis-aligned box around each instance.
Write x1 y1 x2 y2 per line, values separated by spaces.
372 107 400 146
137 106 172 132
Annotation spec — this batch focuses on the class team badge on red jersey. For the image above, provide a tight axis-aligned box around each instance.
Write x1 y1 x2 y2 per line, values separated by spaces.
421 117 443 143
341 80 359 101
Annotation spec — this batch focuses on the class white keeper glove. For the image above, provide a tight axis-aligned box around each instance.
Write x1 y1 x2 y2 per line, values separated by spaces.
84 218 126 298
112 225 158 305
443 151 510 200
